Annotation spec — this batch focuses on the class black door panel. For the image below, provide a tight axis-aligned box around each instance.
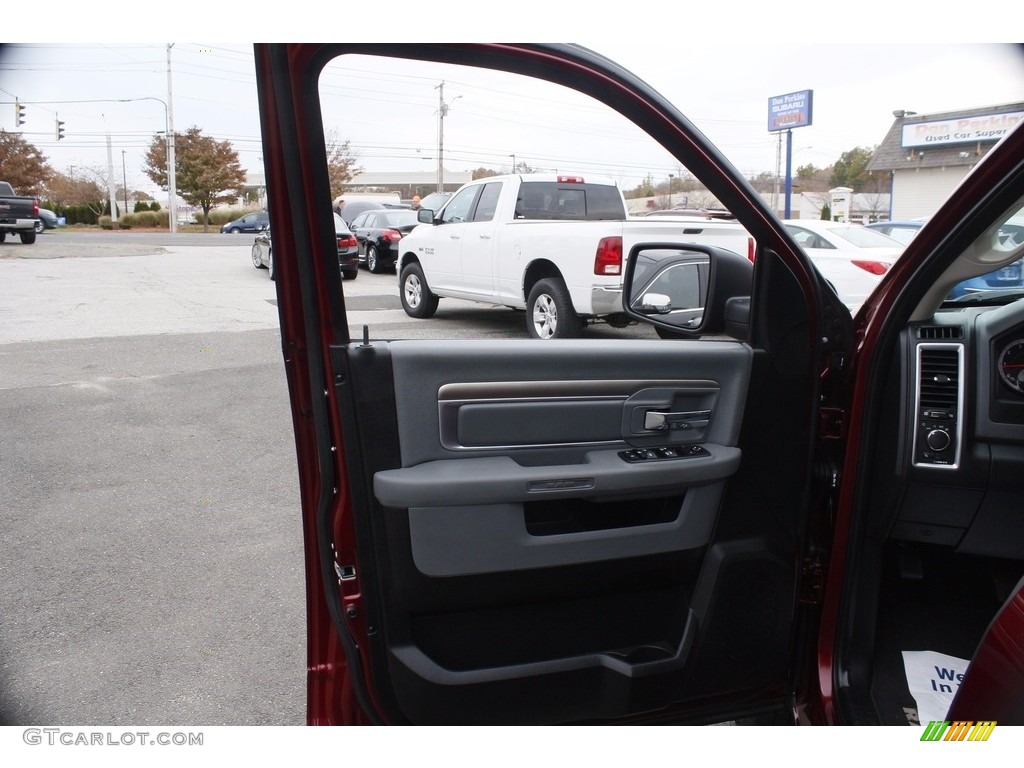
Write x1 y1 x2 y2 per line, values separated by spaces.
335 336 776 723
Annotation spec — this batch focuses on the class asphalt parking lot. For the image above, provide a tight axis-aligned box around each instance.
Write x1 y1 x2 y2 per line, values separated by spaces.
0 233 653 725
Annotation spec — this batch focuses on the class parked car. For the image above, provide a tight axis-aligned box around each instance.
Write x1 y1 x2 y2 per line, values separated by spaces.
782 219 905 313
255 43 1024 727
34 208 58 233
251 227 274 278
864 219 926 246
249 213 358 281
865 218 1024 299
349 208 421 273
221 211 269 234
334 212 359 280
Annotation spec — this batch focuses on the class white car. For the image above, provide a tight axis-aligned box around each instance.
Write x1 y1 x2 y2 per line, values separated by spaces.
782 219 905 313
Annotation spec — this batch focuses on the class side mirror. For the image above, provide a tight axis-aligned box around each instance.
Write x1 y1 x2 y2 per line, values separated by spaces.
623 244 753 339
417 208 434 224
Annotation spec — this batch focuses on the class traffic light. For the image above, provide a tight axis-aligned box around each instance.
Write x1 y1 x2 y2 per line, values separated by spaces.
15 100 25 127
56 117 65 141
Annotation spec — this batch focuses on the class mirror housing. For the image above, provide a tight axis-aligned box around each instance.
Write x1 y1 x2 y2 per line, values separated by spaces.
417 208 435 224
622 244 753 339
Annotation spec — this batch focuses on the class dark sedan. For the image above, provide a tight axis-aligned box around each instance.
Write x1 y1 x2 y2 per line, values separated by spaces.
250 213 358 281
349 208 421 273
334 212 360 280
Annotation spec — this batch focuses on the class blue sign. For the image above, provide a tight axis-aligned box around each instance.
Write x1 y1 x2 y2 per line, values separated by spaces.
768 90 813 132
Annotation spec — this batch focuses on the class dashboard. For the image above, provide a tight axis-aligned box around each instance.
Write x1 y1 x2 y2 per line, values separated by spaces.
892 298 1024 560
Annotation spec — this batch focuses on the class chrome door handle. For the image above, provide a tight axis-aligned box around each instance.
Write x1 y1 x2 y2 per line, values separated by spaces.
644 409 712 431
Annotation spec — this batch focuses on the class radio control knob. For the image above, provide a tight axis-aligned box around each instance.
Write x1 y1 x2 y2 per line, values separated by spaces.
926 429 951 452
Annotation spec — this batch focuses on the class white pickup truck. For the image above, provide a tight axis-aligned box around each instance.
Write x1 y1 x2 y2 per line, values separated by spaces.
397 174 753 338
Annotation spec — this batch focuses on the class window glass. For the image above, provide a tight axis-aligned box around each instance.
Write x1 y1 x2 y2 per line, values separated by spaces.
473 182 502 222
441 186 481 224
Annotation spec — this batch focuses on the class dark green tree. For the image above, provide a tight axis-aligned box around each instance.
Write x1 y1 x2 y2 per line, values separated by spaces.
830 147 876 191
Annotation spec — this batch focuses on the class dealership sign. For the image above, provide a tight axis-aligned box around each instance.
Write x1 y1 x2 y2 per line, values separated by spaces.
768 90 813 132
902 111 1023 148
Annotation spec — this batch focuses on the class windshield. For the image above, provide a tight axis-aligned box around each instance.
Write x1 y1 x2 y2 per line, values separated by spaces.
380 210 420 227
942 205 1024 305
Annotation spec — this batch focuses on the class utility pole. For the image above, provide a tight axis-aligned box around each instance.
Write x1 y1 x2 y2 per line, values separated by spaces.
167 43 177 233
106 133 118 225
435 81 461 193
435 81 445 192
122 150 129 214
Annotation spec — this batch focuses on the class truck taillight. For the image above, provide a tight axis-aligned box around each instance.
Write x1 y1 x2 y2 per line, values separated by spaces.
557 175 584 184
594 237 622 275
747 237 755 263
852 260 889 275
33 199 39 217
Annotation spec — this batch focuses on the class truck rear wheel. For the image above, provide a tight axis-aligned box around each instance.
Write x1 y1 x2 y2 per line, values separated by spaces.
527 278 582 339
400 262 439 318
19 230 36 244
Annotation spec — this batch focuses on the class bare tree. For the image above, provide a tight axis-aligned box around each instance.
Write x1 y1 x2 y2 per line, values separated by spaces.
45 165 109 218
325 129 362 200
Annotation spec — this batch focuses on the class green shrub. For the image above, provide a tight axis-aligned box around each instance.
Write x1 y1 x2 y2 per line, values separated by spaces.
118 210 169 229
99 216 113 230
208 208 253 226
63 205 100 226
149 201 161 212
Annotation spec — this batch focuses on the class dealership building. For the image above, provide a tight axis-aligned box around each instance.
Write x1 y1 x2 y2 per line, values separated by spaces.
867 102 1024 220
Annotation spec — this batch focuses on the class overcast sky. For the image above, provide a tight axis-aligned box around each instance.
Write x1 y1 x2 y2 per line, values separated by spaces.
2 16 1021 198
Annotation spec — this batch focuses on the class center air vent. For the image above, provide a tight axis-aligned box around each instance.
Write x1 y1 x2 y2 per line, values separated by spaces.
919 348 960 408
913 343 963 469
918 325 964 340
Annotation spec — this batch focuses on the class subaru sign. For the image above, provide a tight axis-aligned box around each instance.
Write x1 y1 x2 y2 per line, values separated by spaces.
768 90 813 132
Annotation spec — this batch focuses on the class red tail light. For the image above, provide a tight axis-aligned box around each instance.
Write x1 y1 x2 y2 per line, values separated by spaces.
557 175 585 184
851 260 889 275
337 234 357 248
33 199 39 217
594 236 622 275
383 230 403 242
747 237 755 263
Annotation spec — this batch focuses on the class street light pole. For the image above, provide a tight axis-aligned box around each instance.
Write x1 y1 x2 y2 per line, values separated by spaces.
510 153 516 174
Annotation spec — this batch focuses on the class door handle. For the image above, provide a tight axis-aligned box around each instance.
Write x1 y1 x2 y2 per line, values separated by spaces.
644 409 712 431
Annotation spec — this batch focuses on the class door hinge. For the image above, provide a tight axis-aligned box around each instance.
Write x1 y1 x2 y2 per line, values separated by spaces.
799 555 826 606
819 406 846 440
